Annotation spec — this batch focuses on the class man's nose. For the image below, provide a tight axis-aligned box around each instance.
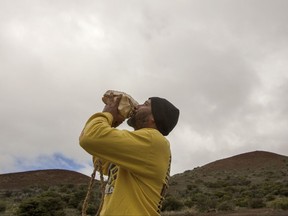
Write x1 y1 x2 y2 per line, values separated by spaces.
136 104 143 110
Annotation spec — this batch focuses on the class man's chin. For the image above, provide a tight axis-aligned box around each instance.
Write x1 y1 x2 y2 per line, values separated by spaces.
127 117 135 128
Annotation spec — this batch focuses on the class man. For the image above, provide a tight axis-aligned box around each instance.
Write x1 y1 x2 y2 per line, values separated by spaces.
79 93 179 215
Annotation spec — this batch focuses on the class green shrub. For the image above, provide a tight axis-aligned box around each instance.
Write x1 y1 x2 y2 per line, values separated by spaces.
217 201 235 211
17 192 65 216
4 190 13 197
213 191 225 199
279 187 288 196
193 194 217 212
68 190 87 208
249 198 265 209
184 198 194 208
265 194 276 201
0 201 6 212
86 204 97 215
235 197 249 207
162 196 184 211
269 197 288 210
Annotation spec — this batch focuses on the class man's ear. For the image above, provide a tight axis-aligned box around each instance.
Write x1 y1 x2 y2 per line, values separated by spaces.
149 114 155 122
149 115 157 128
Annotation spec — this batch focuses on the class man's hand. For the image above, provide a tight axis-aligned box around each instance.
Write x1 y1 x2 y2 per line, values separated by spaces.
102 93 125 127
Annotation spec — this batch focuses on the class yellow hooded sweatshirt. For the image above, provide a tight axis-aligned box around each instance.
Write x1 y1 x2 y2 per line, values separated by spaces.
79 112 171 216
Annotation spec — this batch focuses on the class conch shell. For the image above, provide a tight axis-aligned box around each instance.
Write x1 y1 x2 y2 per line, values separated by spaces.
102 90 139 118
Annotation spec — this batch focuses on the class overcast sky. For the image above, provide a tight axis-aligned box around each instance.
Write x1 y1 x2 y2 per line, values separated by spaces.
1 0 288 176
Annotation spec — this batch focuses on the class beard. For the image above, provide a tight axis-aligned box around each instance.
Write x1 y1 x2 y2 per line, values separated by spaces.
127 115 136 128
127 111 149 130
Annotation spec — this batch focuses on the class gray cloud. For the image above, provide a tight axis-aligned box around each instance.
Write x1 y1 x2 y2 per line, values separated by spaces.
1 0 288 175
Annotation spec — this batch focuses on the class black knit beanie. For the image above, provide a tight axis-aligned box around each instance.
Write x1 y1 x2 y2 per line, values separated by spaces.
150 97 180 136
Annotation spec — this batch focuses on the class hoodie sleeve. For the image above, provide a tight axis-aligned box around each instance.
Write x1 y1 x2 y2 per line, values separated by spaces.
79 112 170 177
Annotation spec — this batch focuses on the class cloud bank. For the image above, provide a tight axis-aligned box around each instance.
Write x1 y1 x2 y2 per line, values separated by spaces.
1 0 288 175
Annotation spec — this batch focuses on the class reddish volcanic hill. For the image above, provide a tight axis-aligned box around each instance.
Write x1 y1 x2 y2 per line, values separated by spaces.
1 151 287 192
198 150 288 173
168 151 288 196
0 169 91 190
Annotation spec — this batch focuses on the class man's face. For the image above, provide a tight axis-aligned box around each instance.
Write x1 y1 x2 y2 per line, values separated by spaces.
127 99 153 130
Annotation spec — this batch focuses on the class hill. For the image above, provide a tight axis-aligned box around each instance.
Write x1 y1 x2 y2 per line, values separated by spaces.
198 150 288 172
0 169 99 216
1 151 286 191
0 169 91 190
0 150 288 216
168 150 288 195
165 151 288 214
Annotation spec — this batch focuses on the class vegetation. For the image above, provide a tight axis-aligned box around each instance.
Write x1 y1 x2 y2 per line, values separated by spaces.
164 167 288 214
2 168 287 215
268 197 288 210
0 152 287 215
0 202 6 213
0 183 101 216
